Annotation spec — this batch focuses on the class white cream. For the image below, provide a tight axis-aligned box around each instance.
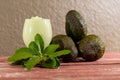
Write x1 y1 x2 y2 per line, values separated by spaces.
23 16 52 48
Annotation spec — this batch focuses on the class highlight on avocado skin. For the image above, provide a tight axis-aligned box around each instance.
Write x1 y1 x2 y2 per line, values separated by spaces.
78 35 105 61
51 35 78 62
65 10 105 60
8 10 105 70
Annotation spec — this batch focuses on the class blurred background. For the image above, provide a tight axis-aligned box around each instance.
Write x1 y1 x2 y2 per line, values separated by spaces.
0 0 120 56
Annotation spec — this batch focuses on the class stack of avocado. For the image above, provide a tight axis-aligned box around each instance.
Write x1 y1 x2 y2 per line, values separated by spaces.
51 10 105 62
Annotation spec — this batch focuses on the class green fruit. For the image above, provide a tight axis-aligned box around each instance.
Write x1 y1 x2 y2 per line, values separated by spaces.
51 35 78 62
78 35 105 61
65 10 87 42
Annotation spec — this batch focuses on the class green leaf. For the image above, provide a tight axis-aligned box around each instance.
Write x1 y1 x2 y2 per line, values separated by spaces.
13 59 28 65
28 41 39 55
35 34 44 53
44 44 59 54
24 56 42 70
7 48 34 62
41 57 60 68
48 50 71 58
55 58 60 68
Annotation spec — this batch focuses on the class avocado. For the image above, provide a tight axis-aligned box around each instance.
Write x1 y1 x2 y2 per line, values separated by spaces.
78 35 105 61
51 35 78 62
65 10 87 42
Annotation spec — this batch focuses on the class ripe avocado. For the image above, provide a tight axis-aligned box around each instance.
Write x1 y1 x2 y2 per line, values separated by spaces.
51 35 78 62
78 35 105 61
65 10 87 42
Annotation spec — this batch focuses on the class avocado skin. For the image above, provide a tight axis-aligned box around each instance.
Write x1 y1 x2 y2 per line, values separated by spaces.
65 10 87 42
78 35 105 61
51 35 78 62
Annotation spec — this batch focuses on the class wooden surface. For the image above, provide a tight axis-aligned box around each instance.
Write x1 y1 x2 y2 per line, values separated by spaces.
0 53 120 80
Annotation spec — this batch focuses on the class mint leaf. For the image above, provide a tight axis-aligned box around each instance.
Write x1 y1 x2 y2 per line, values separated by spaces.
24 56 42 70
29 41 39 55
35 34 44 53
7 33 71 70
8 48 34 62
44 44 59 54
41 57 60 68
49 50 71 57
55 58 60 68
13 59 29 65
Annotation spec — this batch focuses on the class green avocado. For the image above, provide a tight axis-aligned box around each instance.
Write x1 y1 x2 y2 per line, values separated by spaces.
78 35 105 61
65 10 87 42
51 35 78 62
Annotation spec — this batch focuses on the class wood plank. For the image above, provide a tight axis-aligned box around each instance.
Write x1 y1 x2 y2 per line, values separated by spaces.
0 52 120 80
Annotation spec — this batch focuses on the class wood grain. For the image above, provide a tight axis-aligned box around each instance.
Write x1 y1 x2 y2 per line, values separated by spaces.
0 52 120 80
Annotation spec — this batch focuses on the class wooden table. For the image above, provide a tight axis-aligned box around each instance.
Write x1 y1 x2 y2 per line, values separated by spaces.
0 53 120 80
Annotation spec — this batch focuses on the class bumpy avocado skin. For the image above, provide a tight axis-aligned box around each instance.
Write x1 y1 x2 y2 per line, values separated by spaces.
78 35 105 61
51 35 78 62
65 10 87 42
